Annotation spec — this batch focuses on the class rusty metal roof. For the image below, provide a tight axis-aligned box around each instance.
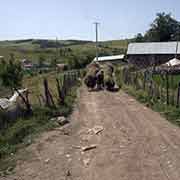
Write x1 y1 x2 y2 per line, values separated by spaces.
127 42 180 55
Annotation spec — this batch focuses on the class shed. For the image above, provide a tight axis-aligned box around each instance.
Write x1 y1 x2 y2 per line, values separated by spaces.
127 42 180 68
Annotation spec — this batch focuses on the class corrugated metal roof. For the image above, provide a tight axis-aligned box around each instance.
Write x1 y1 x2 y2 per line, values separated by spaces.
93 54 125 62
127 42 180 55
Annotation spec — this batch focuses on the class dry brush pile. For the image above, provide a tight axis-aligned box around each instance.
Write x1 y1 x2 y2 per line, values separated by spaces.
84 62 116 91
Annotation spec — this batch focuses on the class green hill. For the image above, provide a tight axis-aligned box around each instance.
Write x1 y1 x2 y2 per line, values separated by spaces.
0 38 130 64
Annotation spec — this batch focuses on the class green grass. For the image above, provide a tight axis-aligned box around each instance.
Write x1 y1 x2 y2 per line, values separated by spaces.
102 39 130 49
122 84 180 127
153 74 180 90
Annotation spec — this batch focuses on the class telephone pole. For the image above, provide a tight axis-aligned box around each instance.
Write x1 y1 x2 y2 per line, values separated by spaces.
94 22 100 61
55 37 58 58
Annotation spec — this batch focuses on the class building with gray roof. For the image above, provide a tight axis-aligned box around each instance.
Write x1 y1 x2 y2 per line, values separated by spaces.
127 42 180 68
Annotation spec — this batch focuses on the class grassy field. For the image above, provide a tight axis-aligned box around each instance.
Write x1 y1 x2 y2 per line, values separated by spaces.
0 39 129 63
22 71 60 105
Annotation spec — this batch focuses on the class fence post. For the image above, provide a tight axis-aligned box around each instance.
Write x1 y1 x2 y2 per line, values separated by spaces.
166 72 169 105
171 75 175 105
176 82 180 107
43 78 55 107
143 71 146 90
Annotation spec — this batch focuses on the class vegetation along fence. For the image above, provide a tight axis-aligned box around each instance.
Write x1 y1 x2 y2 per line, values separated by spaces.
42 70 79 107
0 69 83 129
116 67 180 107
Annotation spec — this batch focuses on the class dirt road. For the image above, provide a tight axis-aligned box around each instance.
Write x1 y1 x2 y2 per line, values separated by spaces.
3 88 180 180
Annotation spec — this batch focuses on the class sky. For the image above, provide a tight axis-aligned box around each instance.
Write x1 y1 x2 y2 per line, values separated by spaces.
1 0 180 41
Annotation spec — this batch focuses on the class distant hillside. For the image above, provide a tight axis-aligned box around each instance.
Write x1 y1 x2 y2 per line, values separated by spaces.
0 39 93 49
0 38 130 64
0 38 131 49
101 39 131 49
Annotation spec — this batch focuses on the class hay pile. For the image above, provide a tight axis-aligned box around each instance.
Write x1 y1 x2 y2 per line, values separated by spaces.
84 63 100 89
103 63 115 90
84 62 116 91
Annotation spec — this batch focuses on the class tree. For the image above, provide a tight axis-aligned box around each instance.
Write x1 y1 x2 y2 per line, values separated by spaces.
144 12 180 42
0 55 23 89
134 33 144 42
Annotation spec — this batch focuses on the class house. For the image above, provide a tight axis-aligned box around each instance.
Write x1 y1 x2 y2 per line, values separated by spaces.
21 59 33 70
93 54 125 64
127 42 180 68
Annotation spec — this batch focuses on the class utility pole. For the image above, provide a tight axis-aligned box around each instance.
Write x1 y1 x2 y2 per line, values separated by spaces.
56 37 58 58
94 22 100 61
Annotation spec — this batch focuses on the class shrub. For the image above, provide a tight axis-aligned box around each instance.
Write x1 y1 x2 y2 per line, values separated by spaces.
0 56 23 88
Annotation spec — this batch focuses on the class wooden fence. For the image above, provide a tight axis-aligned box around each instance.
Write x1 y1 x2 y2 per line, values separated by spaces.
0 70 82 128
116 67 180 107
41 70 81 107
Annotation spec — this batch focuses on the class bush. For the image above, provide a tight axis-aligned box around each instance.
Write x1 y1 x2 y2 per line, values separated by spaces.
5 119 35 145
0 55 23 88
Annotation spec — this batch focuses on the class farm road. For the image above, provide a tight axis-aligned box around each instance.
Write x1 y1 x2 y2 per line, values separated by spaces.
3 87 180 180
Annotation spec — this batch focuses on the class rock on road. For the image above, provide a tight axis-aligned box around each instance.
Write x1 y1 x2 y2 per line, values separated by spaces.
2 87 180 180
